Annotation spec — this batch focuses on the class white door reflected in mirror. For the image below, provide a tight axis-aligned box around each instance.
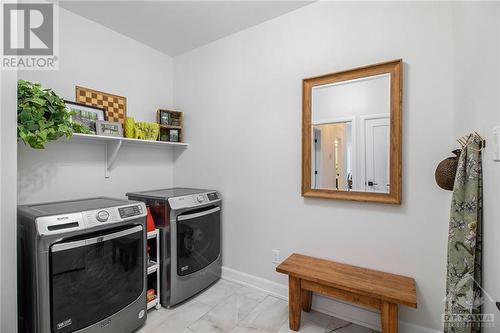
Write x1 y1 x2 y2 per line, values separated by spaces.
311 73 391 193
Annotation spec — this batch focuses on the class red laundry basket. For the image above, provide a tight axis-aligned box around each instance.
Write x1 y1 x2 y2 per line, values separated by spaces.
146 207 155 232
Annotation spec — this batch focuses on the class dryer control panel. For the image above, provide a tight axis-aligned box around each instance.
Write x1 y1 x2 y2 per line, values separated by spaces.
207 192 219 201
168 191 221 210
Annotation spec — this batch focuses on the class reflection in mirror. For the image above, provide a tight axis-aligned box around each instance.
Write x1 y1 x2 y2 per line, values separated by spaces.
312 121 353 191
311 73 390 193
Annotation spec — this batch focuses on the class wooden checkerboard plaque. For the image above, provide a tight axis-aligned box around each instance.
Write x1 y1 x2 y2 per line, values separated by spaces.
76 86 127 124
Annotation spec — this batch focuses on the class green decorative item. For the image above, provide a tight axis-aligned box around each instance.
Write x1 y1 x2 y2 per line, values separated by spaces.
124 117 135 138
135 128 145 140
135 122 159 141
17 80 90 149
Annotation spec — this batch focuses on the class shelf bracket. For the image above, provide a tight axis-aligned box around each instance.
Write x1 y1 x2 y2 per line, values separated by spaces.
105 140 122 178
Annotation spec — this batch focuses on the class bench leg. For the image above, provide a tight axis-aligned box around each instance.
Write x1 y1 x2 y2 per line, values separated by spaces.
301 289 312 312
381 301 398 333
288 276 301 331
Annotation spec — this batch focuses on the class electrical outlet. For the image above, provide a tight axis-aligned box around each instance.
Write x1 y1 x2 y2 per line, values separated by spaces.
272 249 280 264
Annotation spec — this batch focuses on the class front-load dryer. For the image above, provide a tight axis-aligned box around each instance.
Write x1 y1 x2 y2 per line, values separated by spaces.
126 188 222 307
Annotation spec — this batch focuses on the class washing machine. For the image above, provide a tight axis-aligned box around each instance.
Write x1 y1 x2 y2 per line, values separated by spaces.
126 188 222 307
17 197 148 333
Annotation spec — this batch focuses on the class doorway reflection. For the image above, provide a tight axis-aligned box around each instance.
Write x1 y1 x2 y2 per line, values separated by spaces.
313 121 353 191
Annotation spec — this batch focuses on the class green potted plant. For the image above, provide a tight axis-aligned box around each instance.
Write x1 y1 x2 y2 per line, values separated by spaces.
17 80 90 149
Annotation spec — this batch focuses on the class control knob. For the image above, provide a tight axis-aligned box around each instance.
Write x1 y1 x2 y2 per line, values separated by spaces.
197 195 205 203
96 210 110 222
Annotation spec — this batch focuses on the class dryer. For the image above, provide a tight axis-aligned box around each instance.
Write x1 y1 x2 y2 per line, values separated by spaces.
18 197 148 333
126 188 222 307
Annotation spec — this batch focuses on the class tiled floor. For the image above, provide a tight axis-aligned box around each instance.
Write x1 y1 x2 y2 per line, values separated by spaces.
137 279 379 333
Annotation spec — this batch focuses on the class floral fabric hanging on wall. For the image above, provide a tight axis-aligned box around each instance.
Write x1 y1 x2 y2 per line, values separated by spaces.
444 134 483 333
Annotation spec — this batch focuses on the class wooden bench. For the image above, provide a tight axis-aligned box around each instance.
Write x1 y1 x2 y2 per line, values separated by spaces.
276 254 417 333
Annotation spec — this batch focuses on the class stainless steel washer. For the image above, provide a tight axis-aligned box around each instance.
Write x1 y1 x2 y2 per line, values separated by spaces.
126 188 222 307
17 197 148 333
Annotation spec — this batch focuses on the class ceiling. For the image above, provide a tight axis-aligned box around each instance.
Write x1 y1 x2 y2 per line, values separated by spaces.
59 1 313 56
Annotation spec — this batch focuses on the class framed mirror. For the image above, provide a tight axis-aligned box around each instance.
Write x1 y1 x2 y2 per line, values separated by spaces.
302 60 402 204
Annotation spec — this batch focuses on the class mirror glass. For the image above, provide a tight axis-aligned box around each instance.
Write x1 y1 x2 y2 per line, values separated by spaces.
311 73 391 193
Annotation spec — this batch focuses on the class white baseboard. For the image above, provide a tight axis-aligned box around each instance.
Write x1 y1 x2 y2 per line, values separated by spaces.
221 266 440 333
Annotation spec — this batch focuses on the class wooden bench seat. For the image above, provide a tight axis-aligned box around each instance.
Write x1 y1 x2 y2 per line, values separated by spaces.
276 254 417 332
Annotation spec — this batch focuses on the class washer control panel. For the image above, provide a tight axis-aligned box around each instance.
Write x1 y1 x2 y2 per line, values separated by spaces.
85 209 119 225
96 210 110 222
118 205 143 218
36 203 147 235
84 203 145 228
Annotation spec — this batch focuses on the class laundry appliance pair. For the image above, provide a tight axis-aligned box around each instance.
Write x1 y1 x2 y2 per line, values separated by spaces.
18 188 221 333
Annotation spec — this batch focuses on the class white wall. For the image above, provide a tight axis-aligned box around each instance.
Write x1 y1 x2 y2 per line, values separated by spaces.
1 69 19 333
451 2 500 330
17 6 176 204
173 2 455 330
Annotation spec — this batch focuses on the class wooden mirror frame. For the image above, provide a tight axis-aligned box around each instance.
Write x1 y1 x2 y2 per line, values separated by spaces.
302 59 403 204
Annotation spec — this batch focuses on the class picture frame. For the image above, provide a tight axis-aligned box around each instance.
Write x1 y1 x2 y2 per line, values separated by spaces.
157 109 184 143
158 110 171 125
75 86 127 124
95 120 123 137
160 132 169 142
66 101 106 134
169 129 179 142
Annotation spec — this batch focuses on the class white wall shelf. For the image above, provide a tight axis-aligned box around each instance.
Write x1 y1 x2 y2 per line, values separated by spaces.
67 133 188 178
147 228 162 310
147 229 159 240
147 262 159 275
147 298 159 310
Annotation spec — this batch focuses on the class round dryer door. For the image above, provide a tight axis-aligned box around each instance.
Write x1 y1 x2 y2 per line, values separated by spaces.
177 206 221 276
